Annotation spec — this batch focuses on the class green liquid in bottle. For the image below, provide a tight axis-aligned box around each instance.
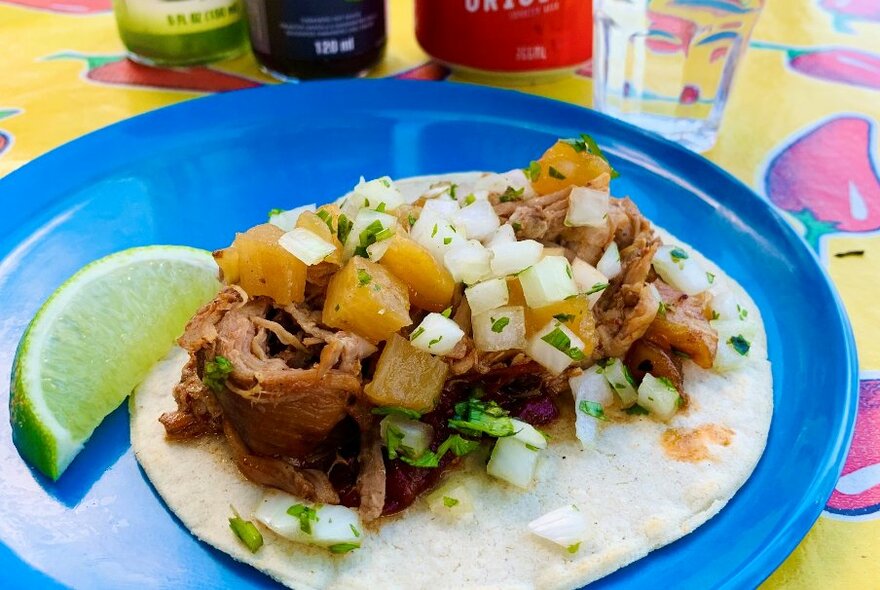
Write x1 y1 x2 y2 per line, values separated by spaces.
114 0 248 66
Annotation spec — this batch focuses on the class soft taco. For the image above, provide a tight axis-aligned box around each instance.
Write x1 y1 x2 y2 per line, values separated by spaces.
131 137 772 590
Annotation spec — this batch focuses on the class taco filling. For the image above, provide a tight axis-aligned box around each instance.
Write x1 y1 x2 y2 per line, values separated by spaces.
153 136 763 560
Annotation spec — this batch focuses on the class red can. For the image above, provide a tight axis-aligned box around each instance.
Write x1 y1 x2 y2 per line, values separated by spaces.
415 0 592 84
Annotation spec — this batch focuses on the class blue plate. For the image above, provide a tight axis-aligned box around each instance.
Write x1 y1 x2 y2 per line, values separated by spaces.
0 81 857 589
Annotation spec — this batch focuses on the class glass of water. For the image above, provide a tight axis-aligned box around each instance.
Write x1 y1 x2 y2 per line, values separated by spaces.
592 0 765 152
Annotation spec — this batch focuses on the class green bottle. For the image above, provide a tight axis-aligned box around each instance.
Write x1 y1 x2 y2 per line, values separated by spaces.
113 0 248 66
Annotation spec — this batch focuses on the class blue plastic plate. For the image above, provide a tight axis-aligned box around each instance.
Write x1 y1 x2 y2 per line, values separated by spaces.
0 81 857 589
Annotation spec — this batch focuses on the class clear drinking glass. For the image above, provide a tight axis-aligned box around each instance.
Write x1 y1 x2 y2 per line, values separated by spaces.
592 0 765 152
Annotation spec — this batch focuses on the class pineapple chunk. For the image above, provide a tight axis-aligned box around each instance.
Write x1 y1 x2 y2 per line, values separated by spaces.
323 257 412 343
507 277 527 307
228 224 307 305
525 294 598 356
213 246 240 284
379 233 455 312
364 334 448 412
296 210 342 266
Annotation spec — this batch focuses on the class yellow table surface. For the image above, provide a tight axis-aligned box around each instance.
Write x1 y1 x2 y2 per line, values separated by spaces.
1 0 879 587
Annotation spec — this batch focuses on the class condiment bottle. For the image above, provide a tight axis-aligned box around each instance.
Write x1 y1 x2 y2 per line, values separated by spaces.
242 0 387 80
113 0 248 66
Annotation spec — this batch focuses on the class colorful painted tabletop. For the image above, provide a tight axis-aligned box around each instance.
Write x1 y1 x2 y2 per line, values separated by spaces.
1 0 878 587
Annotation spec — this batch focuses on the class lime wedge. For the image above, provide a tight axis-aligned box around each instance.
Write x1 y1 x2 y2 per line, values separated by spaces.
11 246 221 480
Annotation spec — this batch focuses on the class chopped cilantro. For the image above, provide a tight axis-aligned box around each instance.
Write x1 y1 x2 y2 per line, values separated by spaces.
561 137 587 153
567 542 581 554
541 327 585 361
490 316 510 333
669 247 689 263
443 237 452 245
328 543 360 554
380 178 391 187
203 356 233 393
375 202 386 213
579 400 607 421
408 213 417 227
448 399 515 438
499 186 525 203
371 406 423 420
428 336 443 348
622 364 636 387
337 214 353 244
464 193 476 206
737 304 749 320
229 513 263 553
548 166 566 180
356 268 372 286
511 221 522 232
658 301 668 317
400 434 479 468
553 313 575 322
729 334 751 356
384 424 405 460
657 376 678 392
625 404 650 416
706 271 715 284
441 306 453 318
267 208 284 219
449 184 458 199
410 327 426 341
443 496 459 508
316 209 334 232
580 133 620 179
350 524 361 538
587 282 608 295
286 504 319 535
431 223 438 238
524 160 541 182
711 310 720 320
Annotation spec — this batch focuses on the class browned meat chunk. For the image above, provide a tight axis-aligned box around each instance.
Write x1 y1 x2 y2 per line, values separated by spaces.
624 339 684 393
592 232 661 358
643 280 718 368
494 187 571 241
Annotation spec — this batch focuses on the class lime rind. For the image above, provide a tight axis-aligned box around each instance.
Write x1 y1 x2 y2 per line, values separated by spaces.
10 246 220 480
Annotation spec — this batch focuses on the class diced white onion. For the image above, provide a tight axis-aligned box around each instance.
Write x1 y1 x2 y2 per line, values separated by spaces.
473 173 509 195
571 258 609 308
518 256 578 309
366 238 392 262
426 482 474 519
269 203 316 231
638 374 681 420
278 227 337 266
343 208 398 260
527 505 589 549
409 313 465 356
410 213 466 262
601 358 638 407
472 305 526 352
255 490 361 548
569 366 614 447
710 290 756 334
565 187 609 228
712 321 754 372
490 240 543 277
420 182 457 201
444 239 492 285
486 224 517 248
526 320 586 375
486 437 539 489
502 168 538 199
453 199 500 241
652 245 710 296
379 414 434 459
422 198 460 220
510 418 548 449
465 278 509 316
596 241 621 279
352 176 404 211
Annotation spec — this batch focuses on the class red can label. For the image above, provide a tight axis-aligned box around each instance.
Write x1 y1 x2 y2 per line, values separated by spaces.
415 0 592 73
